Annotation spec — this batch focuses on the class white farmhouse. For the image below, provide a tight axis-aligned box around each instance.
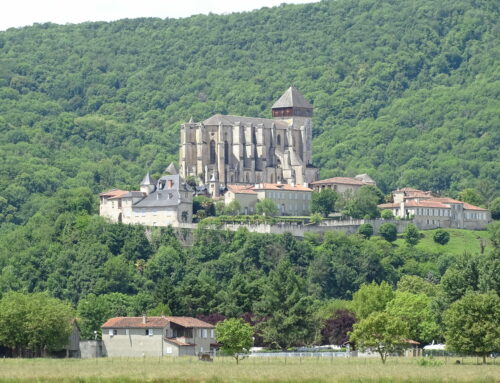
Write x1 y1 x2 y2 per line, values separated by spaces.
101 316 215 357
379 188 491 230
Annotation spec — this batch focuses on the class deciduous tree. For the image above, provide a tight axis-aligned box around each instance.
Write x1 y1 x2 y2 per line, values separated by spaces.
216 318 253 364
444 292 500 364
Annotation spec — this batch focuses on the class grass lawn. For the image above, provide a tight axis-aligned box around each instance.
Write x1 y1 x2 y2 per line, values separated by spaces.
0 356 499 383
394 228 492 255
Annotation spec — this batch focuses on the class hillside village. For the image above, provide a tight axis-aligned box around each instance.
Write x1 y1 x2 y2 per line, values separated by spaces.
0 0 498 373
99 88 491 232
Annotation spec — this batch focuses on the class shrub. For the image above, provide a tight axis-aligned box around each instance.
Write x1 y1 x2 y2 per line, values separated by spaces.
358 223 374 239
404 224 420 246
381 209 394 219
433 229 450 245
379 223 397 242
310 213 323 225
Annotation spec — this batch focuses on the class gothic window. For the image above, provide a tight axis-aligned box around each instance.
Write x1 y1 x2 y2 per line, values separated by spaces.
224 141 229 165
209 140 216 164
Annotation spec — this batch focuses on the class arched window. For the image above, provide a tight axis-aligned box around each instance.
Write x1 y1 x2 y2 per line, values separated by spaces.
224 141 229 165
209 140 216 164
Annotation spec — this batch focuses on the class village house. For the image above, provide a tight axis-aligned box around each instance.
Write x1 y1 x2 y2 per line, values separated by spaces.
101 316 215 357
309 174 376 194
224 183 312 216
99 170 193 227
378 188 491 230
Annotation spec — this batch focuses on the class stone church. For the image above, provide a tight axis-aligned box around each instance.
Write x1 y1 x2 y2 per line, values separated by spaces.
179 87 319 195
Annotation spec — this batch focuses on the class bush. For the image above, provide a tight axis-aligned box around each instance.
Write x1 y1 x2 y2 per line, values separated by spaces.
358 223 374 239
379 223 397 242
404 224 420 246
381 209 394 219
433 229 450 245
310 213 323 225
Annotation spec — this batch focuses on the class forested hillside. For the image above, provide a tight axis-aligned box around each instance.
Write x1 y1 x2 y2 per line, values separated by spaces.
1 0 499 227
0 0 499 349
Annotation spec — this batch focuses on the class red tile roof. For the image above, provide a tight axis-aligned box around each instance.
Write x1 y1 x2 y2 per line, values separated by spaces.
99 189 130 198
228 183 312 192
254 183 312 191
227 184 257 194
165 316 214 328
102 316 214 329
379 198 487 211
310 177 366 186
463 202 488 211
379 201 451 209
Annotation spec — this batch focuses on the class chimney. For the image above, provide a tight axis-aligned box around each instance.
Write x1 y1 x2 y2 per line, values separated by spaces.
142 314 147 324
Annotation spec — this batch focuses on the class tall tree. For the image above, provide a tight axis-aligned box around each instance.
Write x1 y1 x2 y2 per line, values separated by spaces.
350 312 409 364
311 189 339 217
444 292 500 364
254 260 317 349
215 318 253 364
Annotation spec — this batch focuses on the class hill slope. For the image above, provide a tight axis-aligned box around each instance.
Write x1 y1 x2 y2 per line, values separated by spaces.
0 0 499 224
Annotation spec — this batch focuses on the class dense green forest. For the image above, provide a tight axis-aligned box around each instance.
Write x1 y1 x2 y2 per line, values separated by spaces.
0 0 499 351
1 0 499 227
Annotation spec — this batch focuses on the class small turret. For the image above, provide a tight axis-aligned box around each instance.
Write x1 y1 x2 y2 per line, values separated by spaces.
208 171 220 197
140 172 156 195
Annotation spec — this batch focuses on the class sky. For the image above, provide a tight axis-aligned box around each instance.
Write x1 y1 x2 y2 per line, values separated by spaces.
0 0 318 31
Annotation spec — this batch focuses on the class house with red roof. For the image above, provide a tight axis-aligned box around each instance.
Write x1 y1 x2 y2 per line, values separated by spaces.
224 182 313 216
379 188 491 230
101 315 215 357
309 174 376 194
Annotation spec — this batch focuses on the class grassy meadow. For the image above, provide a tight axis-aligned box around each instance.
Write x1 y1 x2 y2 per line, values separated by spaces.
394 229 491 255
0 356 498 383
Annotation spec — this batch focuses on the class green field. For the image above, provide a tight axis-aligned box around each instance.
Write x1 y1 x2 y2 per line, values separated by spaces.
394 229 492 255
0 357 498 383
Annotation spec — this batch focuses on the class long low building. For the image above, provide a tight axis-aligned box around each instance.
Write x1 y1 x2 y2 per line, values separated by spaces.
224 182 312 216
379 188 491 230
101 316 215 357
309 174 376 194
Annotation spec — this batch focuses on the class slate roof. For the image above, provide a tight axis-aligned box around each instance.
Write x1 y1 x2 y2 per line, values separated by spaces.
133 175 192 208
140 172 155 186
202 114 289 129
102 316 214 329
272 87 313 109
165 162 178 175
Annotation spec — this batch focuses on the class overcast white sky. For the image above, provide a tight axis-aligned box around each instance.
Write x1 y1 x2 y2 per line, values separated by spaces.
0 0 318 31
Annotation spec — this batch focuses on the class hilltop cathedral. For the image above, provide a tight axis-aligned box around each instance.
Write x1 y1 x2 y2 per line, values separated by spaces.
179 87 319 195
